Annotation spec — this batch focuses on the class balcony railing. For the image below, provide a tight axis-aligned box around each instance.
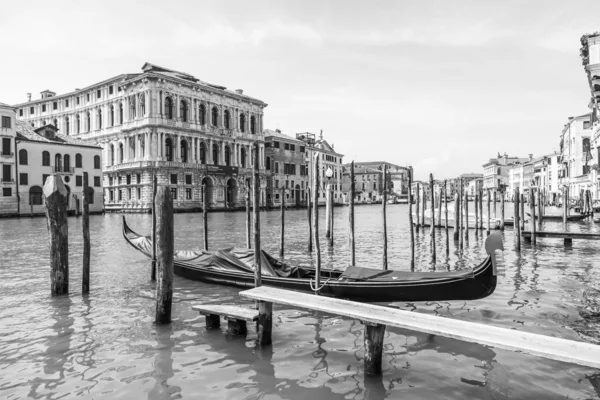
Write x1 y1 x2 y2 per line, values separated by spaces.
53 166 75 174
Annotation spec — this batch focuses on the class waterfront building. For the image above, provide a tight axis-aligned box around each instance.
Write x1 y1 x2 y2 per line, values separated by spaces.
482 153 530 191
296 131 344 205
558 114 592 197
342 165 382 203
353 161 409 200
0 103 18 216
264 129 309 207
15 121 104 215
13 62 268 212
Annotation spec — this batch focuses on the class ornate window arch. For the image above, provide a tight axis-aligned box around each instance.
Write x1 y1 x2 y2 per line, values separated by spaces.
224 145 231 166
42 151 50 166
180 100 188 122
76 153 83 168
180 139 188 163
212 143 219 165
250 115 256 134
165 97 174 119
240 113 246 133
199 103 206 125
211 107 218 127
224 110 230 129
19 149 27 165
199 142 206 164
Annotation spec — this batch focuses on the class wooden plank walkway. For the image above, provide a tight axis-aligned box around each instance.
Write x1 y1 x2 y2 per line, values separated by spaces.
522 231 600 240
240 286 600 370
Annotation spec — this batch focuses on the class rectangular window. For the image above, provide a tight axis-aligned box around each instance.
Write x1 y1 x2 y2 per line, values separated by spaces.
290 144 295 151
584 121 591 129
185 174 192 185
284 143 290 150
186 188 192 199
109 177 113 186
1 116 11 128
19 173 28 185
126 174 131 185
275 193 280 200
118 86 122 92
300 146 305 153
76 175 83 187
118 190 122 201
170 174 177 184
275 180 279 188
94 176 101 187
30 107 34 114
128 188 132 200
97 89 101 99
2 188 11 197
53 102 57 110
109 86 114 95
170 187 177 199
2 165 11 181
109 190 114 201
43 174 49 185
42 104 47 112
137 187 141 199
65 99 69 108
86 93 90 102
136 173 141 184
274 141 280 149
76 97 80 105
19 109 23 117
118 176 122 184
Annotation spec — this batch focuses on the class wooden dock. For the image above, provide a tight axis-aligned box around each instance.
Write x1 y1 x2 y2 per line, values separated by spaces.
240 286 600 372
522 230 600 245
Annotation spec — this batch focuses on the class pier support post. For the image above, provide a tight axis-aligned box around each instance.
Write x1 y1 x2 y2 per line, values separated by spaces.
349 162 355 265
415 183 420 230
364 322 386 375
486 188 491 236
155 185 174 325
280 188 285 259
246 182 251 249
257 301 273 345
307 187 313 252
515 187 521 251
500 190 505 231
203 184 209 251
44 175 69 296
383 165 388 270
408 167 415 271
253 144 261 288
453 192 459 241
151 174 157 280
429 173 435 265
529 188 536 245
444 180 449 258
537 187 543 230
82 172 90 294
464 184 469 242
205 314 220 329
564 238 573 246
227 319 247 335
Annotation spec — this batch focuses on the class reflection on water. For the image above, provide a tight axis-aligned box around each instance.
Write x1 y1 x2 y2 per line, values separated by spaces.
0 203 600 399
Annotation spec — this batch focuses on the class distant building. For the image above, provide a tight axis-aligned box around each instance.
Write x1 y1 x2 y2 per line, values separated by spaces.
342 162 409 203
0 103 18 216
559 114 592 196
483 153 530 191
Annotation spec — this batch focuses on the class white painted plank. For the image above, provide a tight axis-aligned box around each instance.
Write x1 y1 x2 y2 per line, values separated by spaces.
240 286 600 370
192 304 258 321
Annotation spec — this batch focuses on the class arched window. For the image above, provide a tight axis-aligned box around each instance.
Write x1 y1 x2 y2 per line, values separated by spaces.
119 143 123 164
76 153 82 168
200 142 206 164
165 97 173 119
85 187 95 205
199 104 206 125
119 103 123 124
241 148 247 168
86 112 91 132
165 138 173 161
139 93 145 116
43 120 47 126
275 162 279 173
64 154 71 171
180 100 188 122
180 140 188 163
98 109 103 129
76 115 80 134
225 146 231 166
29 186 43 205
224 110 230 129
42 151 50 166
212 144 219 165
250 115 256 134
110 105 115 127
211 107 218 127
55 154 62 171
53 118 57 128
19 149 28 165
130 97 136 120
240 113 246 133
94 155 100 169
110 144 115 166
266 156 270 171
65 117 70 135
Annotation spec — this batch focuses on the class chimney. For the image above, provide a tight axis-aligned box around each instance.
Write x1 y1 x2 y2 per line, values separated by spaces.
27 93 31 102
235 89 243 94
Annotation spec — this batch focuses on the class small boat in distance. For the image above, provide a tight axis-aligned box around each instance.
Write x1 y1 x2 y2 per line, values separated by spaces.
122 217 504 302
526 212 591 222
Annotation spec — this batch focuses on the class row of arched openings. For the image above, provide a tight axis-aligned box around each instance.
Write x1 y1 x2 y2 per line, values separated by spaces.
31 151 99 169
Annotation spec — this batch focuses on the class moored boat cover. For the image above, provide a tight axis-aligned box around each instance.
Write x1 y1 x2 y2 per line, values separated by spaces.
339 266 475 282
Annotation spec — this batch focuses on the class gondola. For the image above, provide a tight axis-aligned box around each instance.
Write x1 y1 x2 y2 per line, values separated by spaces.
526 212 590 221
122 217 503 302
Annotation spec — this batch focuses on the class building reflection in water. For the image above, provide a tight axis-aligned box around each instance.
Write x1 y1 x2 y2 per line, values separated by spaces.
148 323 181 400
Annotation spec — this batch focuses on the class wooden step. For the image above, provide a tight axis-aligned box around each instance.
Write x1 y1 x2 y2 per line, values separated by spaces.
193 304 258 335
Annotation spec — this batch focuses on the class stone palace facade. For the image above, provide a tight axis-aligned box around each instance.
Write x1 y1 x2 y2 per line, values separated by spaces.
13 63 268 212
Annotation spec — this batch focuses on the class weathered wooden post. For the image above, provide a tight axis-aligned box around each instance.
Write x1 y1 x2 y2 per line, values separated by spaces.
382 165 388 270
500 189 505 231
408 167 415 271
349 162 355 265
155 186 174 324
520 192 525 232
246 182 251 249
444 180 449 258
202 184 208 251
464 185 469 242
312 154 321 292
563 186 567 226
307 187 313 252
280 187 285 259
415 183 420 229
75 196 80 218
253 145 261 288
325 179 331 240
453 192 459 241
437 187 442 228
364 322 386 375
421 184 426 227
329 182 334 248
82 172 90 294
479 187 484 230
486 188 491 236
459 180 464 249
475 191 479 234
529 188 536 245
44 175 69 296
151 175 157 280
515 187 521 252
30 201 33 218
492 190 497 218
429 173 436 265
537 187 543 230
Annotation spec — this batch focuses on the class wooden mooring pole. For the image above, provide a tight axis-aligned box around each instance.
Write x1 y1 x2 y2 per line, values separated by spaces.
155 186 174 324
151 174 157 280
44 175 69 296
82 172 90 294
475 191 479 234
493 190 497 218
515 187 521 252
329 183 334 248
563 186 567 226
459 180 463 249
520 192 525 232
429 173 435 265
453 192 459 242
464 185 469 242
421 184 426 227
437 187 442 228
307 187 313 252
364 322 386 375
246 182 251 249
415 183 420 230
529 188 536 245
202 184 208 251
408 167 415 271
312 155 321 293
486 188 491 236
500 191 505 231
537 187 543 230
75 196 80 218
479 187 484 230
383 165 388 270
280 188 285 259
255 145 271 345
349 162 355 265
444 180 449 258
325 180 331 240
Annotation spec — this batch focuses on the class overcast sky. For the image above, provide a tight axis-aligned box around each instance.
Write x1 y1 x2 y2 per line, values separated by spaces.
2 0 599 180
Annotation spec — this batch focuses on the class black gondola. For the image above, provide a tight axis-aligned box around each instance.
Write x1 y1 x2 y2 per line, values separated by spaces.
122 217 503 302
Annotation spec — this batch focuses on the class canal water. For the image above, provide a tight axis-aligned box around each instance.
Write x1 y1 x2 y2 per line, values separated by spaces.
1 203 599 399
